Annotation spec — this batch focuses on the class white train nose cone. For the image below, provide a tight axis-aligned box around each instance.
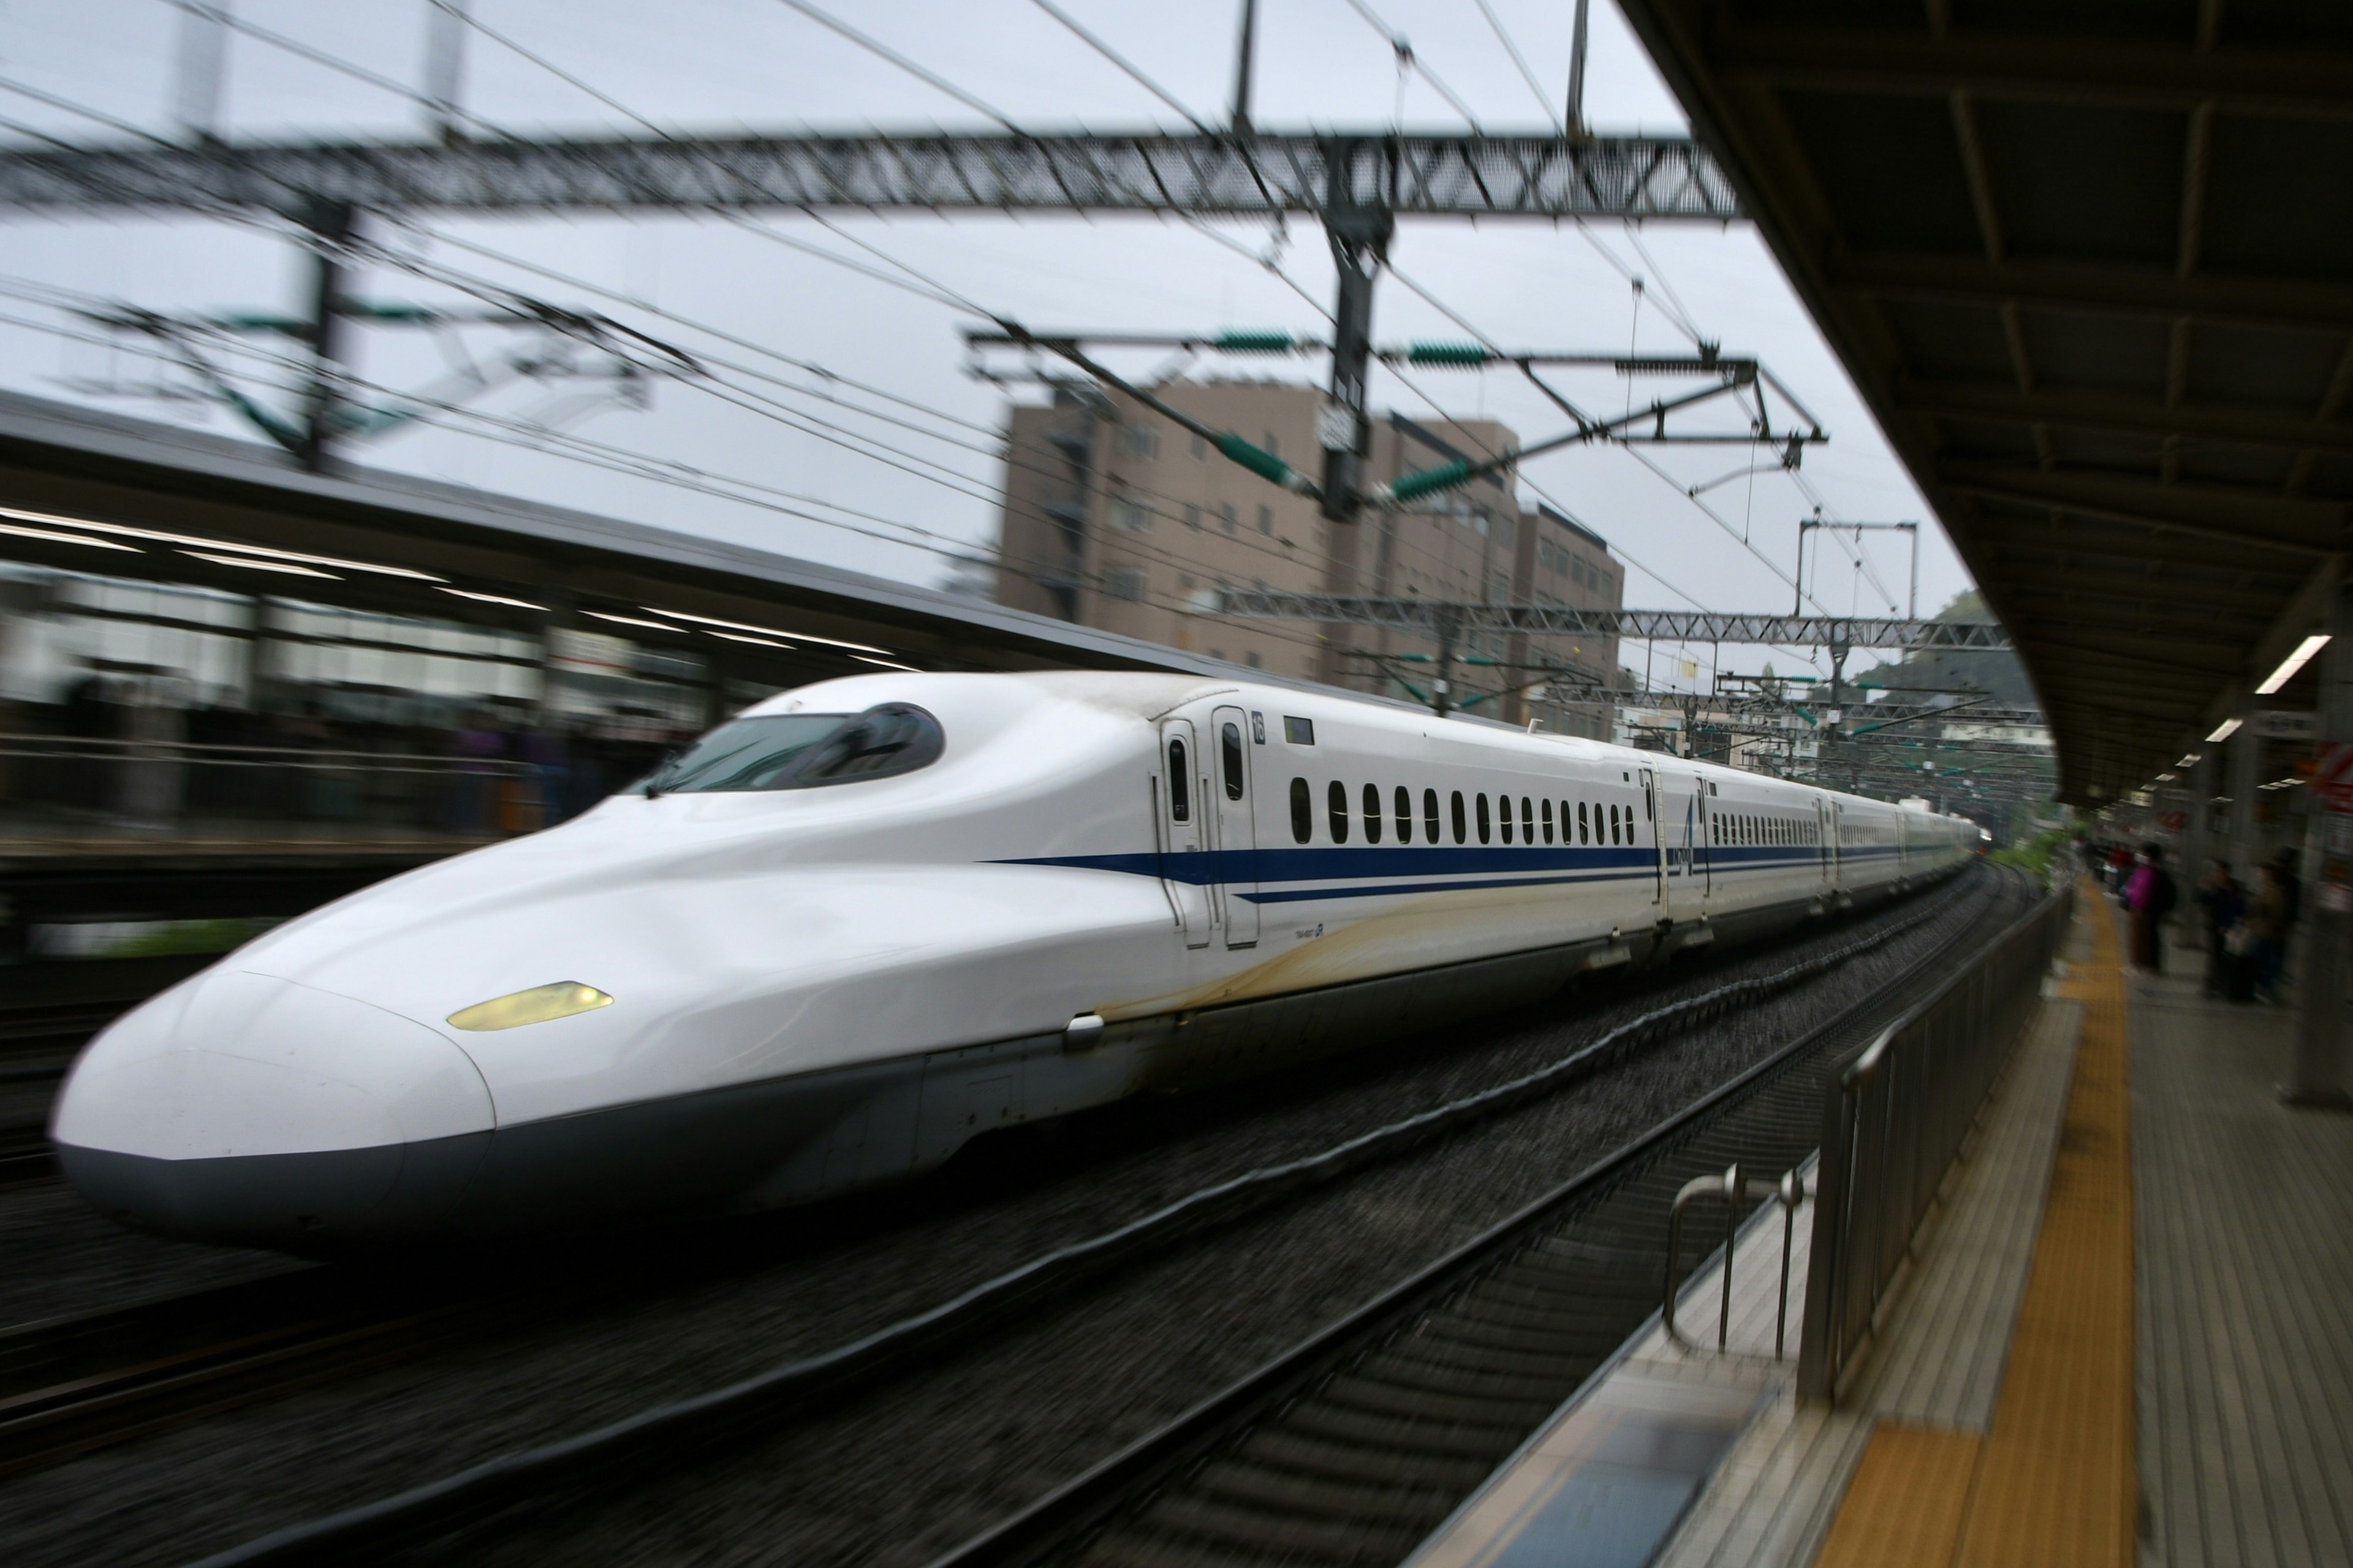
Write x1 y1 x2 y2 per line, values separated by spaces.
51 970 496 1247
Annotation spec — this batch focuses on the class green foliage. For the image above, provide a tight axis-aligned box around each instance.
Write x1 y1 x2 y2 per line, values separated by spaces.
1990 828 2066 879
100 918 276 959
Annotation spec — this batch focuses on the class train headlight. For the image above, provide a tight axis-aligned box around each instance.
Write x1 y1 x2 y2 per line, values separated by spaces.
446 982 613 1032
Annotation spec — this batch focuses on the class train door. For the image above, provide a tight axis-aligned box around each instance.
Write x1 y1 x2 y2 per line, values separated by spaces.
1156 719 1211 949
1639 767 1665 910
1655 767 1708 915
1209 705 1260 949
1827 801 1844 890
1814 798 1835 890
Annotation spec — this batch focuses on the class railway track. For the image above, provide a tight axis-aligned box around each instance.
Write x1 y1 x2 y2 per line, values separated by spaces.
108 869 2028 1568
934 865 2041 1568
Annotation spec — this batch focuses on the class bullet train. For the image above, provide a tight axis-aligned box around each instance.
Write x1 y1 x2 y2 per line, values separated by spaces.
53 672 1974 1249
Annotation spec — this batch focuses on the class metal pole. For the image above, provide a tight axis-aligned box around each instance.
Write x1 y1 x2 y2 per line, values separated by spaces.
422 0 471 145
1228 0 1258 134
173 0 230 145
2286 583 2353 1109
295 198 355 474
2228 693 2261 880
1564 0 1591 138
1433 605 1457 719
1319 145 1390 523
1906 522 1920 621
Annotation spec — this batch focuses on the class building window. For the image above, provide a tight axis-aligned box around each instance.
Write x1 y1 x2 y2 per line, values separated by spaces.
1244 650 1263 668
1116 423 1158 459
1104 568 1146 602
1257 504 1273 535
1220 503 1238 534
1191 433 1208 460
1110 496 1150 531
1183 502 1201 530
1264 431 1279 458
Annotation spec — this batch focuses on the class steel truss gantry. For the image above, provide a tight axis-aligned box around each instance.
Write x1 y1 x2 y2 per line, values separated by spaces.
0 132 1740 221
1213 590 2013 651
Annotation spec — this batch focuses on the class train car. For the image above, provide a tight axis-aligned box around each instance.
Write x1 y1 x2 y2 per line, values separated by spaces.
51 671 1974 1248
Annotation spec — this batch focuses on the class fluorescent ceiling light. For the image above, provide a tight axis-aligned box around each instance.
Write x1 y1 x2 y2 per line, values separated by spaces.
0 505 443 581
2177 754 2201 767
851 656 920 672
642 607 887 655
0 520 140 552
2256 634 2330 695
438 587 547 612
2207 718 2242 743
2157 772 2176 781
583 612 673 631
707 631 792 649
181 550 338 579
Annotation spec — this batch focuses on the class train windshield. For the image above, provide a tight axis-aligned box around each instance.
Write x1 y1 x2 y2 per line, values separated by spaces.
644 703 945 794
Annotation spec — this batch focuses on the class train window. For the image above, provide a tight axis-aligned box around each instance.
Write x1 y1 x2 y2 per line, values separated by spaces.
1425 788 1441 843
1476 792 1491 844
1542 798 1553 844
1395 786 1412 843
1577 800 1589 844
1289 777 1310 843
1169 741 1191 823
1499 796 1514 844
1328 781 1349 843
1610 803 1621 845
1363 782 1382 844
1285 716 1314 745
648 704 942 793
1521 797 1534 844
1222 724 1246 801
1452 790 1467 844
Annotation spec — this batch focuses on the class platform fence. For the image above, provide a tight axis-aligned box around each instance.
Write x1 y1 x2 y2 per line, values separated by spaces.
1796 876 2075 1403
0 733 542 843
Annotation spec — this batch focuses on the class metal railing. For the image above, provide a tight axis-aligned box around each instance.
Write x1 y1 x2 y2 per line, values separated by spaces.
1795 879 2075 1403
1664 1163 1808 1358
0 733 540 843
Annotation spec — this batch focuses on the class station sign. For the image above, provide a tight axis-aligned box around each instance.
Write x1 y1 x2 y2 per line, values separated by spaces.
2259 709 2318 740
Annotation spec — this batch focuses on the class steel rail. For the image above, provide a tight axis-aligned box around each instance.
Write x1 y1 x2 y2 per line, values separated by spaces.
917 870 2038 1568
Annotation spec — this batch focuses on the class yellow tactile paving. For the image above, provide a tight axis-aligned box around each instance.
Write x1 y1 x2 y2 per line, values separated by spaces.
1955 882 2134 1568
1811 1425 1982 1568
1809 879 2136 1568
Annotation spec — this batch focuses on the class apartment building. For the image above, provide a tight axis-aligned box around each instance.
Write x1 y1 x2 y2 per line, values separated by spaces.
992 380 1623 735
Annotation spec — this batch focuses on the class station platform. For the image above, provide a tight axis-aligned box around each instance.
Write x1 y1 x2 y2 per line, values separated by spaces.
1409 882 2353 1568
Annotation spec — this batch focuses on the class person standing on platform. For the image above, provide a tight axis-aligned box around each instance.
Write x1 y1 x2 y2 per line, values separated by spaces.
2196 860 2245 998
2126 844 2177 972
2243 865 2289 1004
2109 841 2134 895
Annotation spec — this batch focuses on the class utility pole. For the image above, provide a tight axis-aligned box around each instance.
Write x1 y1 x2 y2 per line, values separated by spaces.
1317 139 1392 523
422 0 471 146
1229 0 1257 134
173 0 230 145
1565 0 1591 138
294 199 355 472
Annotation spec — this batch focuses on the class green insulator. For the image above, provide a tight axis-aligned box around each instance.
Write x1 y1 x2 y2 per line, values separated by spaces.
1213 433 1295 487
1406 341 1491 366
1387 458 1474 502
1214 331 1298 355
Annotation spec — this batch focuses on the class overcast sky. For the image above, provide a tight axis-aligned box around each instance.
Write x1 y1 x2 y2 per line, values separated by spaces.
0 0 1974 689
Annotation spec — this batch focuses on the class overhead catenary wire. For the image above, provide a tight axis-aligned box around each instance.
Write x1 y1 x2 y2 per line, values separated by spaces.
1470 0 1564 132
1336 0 1487 130
1026 0 1214 132
774 0 1024 132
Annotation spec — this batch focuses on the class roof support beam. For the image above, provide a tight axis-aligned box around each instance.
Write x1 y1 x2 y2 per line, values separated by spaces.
1705 25 2353 115
1833 252 2353 332
1901 381 2353 455
1938 463 2350 555
1965 515 2317 575
0 133 1742 220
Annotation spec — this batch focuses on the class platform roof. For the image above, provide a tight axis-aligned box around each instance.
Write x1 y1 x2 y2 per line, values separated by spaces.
0 388 1268 697
1618 1 2353 803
